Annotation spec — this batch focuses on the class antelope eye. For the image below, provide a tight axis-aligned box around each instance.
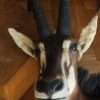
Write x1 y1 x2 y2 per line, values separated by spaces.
33 48 40 57
69 43 77 51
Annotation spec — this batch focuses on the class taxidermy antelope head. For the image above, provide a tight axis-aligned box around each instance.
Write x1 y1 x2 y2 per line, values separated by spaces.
8 0 99 100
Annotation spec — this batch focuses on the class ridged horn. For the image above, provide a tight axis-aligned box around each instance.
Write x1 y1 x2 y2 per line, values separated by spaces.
57 0 71 36
27 0 52 38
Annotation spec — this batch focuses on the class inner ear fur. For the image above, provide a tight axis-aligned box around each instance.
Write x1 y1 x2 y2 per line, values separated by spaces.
8 28 36 58
77 14 98 58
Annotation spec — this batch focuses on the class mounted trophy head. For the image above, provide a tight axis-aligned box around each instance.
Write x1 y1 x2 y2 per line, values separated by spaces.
8 0 99 100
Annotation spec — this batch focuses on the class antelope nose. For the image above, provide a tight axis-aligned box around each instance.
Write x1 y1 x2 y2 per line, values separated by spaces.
36 79 63 97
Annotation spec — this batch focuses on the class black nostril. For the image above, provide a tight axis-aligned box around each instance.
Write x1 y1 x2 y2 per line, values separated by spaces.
52 79 63 92
36 79 46 92
36 79 63 96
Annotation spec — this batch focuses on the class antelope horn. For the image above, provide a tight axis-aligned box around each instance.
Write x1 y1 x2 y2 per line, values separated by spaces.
28 0 52 38
57 0 71 36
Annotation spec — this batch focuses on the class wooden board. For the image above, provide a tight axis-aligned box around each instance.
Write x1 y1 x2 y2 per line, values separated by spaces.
0 0 39 99
0 58 38 100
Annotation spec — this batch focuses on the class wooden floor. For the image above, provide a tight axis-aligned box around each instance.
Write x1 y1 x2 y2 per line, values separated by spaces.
0 0 100 100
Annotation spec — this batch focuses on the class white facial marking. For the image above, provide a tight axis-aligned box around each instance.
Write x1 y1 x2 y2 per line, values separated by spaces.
38 43 46 70
61 40 71 76
8 28 36 58
67 66 76 94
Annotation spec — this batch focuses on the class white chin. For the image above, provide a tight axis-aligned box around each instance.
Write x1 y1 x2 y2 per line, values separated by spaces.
35 89 49 99
39 98 67 100
35 87 69 99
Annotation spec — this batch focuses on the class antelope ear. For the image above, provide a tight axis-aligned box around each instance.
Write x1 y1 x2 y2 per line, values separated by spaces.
77 14 98 59
8 28 36 58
